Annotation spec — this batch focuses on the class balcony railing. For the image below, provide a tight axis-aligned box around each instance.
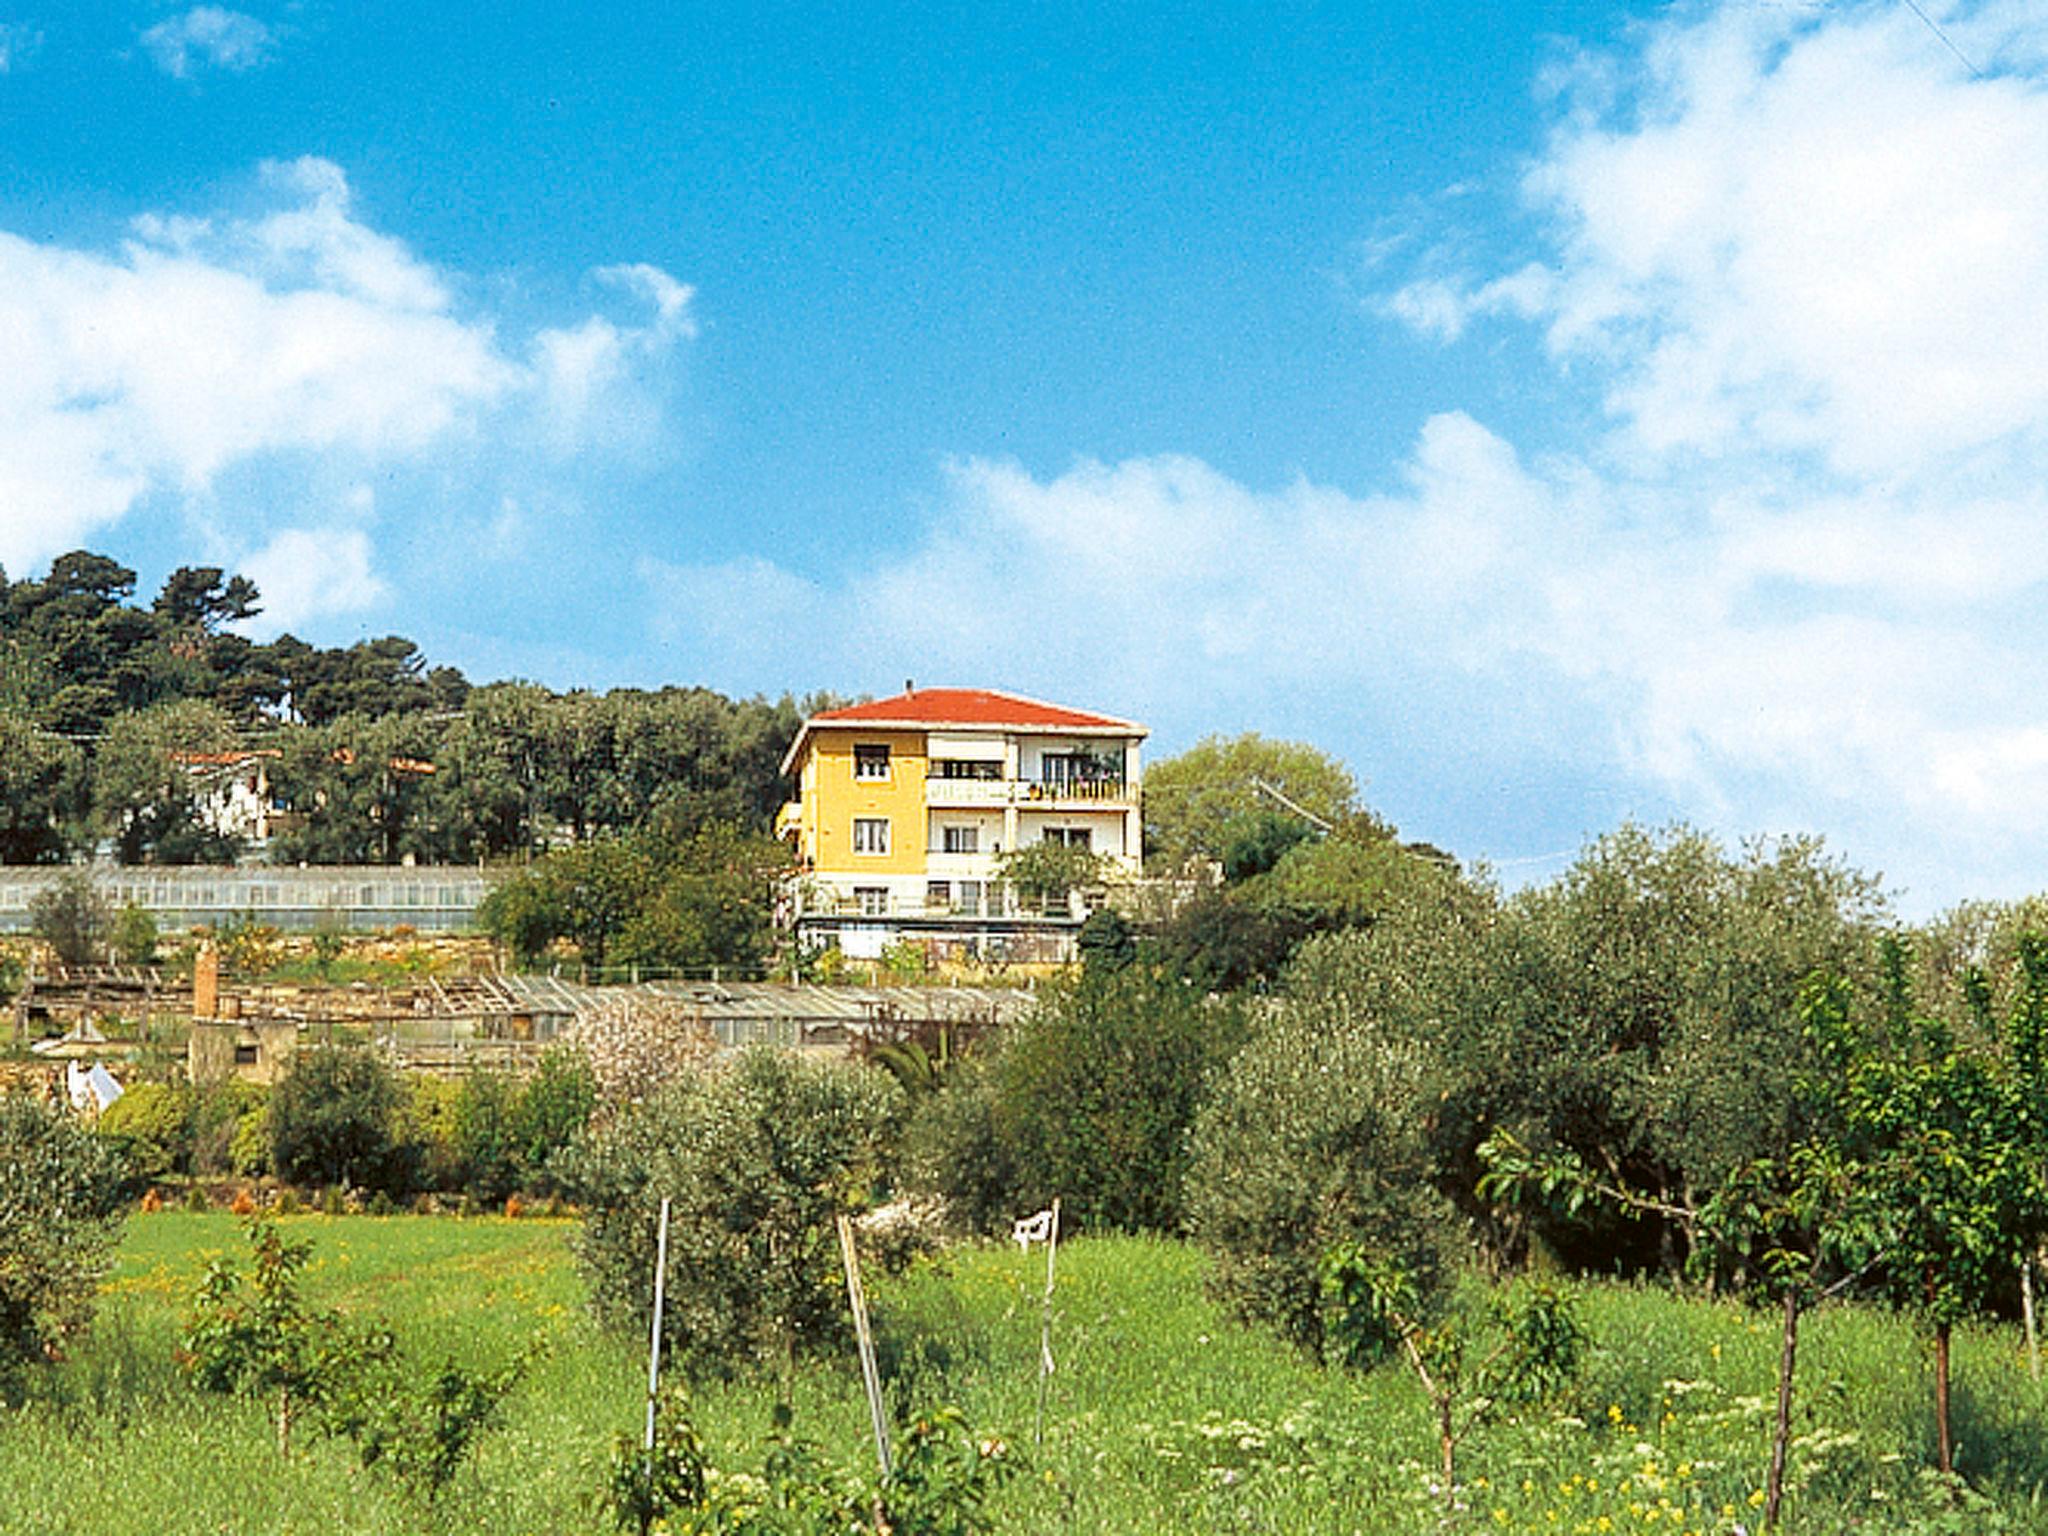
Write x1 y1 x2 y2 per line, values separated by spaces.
790 886 1105 923
923 776 1134 808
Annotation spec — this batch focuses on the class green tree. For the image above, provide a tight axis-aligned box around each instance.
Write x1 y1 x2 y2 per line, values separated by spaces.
994 839 1107 915
1188 922 1471 1353
926 965 1248 1235
1319 1252 1582 1508
29 867 108 966
182 1220 369 1456
1149 817 1455 993
1807 945 2048 1481
612 823 790 975
110 902 159 965
480 833 661 969
269 712 452 865
1141 733 1358 873
508 1045 597 1194
482 822 786 974
1441 825 1885 1272
269 1046 405 1192
0 712 82 863
93 697 242 864
0 1093 127 1384
451 1072 523 1203
558 1048 903 1382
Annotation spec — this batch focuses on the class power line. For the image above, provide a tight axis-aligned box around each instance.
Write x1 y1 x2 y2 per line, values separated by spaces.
1898 0 1982 78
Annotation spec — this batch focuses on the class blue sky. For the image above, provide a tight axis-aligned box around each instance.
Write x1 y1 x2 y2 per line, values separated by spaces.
9 1 2048 910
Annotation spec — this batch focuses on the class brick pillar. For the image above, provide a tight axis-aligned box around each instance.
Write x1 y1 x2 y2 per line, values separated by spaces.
193 944 219 1020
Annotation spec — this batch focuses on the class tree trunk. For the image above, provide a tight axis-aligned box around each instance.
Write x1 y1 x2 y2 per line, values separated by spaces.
277 1383 293 1459
1765 1289 1799 1531
1437 1393 1456 1509
1934 1320 1954 1477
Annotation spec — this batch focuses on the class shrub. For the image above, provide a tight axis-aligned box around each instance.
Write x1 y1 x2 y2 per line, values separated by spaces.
902 1055 1017 1236
229 1108 271 1178
215 914 283 978
96 1081 194 1185
451 1071 522 1203
191 1080 267 1177
109 903 159 966
1187 937 1460 1356
0 1093 127 1382
326 1346 535 1503
269 1045 405 1192
919 966 1247 1235
559 1046 904 1380
399 1075 463 1190
509 1044 597 1194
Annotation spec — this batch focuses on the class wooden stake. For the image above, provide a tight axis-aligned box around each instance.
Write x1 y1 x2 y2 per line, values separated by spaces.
2024 1248 2041 1384
837 1212 892 1479
1036 1197 1061 1449
644 1197 671 1452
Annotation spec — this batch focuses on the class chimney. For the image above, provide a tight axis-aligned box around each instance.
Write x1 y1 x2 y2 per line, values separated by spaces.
193 943 219 1020
904 678 915 695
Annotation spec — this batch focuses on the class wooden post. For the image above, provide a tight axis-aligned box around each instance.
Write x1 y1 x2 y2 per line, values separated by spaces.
2024 1250 2042 1384
644 1197 671 1452
1935 1320 1954 1477
1764 1288 1799 1531
837 1212 892 1479
1036 1197 1061 1449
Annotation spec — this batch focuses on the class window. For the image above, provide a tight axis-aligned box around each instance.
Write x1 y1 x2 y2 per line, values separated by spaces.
853 817 890 855
933 758 1000 780
925 880 951 909
854 744 891 781
956 879 984 916
855 886 889 916
234 1042 259 1065
1043 827 1092 850
1040 750 1122 790
942 824 979 854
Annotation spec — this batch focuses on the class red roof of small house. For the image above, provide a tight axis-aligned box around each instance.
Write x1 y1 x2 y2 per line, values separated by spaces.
782 688 1144 775
170 750 281 767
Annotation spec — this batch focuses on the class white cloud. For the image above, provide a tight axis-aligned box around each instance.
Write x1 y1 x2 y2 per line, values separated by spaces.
665 0 2048 907
532 265 697 452
0 22 42 73
0 158 694 574
645 413 1569 735
140 6 275 79
1342 0 2048 902
1398 3 2048 483
237 526 387 627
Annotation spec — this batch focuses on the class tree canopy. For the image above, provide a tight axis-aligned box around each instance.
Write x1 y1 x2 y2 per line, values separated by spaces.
1141 733 1361 873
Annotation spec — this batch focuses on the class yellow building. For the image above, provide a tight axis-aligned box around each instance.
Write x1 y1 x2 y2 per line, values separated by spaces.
776 686 1146 959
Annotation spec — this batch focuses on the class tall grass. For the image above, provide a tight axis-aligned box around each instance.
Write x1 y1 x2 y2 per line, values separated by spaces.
3 1214 2048 1532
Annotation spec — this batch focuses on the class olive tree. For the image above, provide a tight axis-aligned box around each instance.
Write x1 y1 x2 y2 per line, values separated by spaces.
0 1094 126 1383
559 1047 904 1383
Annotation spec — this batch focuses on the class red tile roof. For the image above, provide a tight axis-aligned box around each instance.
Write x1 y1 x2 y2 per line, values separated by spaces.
811 688 1140 732
783 688 1144 774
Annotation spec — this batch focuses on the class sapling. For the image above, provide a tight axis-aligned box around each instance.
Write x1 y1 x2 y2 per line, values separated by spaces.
179 1219 375 1456
1318 1245 1581 1508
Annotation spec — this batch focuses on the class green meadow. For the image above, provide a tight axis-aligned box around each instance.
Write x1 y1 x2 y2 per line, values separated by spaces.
6 1213 2048 1534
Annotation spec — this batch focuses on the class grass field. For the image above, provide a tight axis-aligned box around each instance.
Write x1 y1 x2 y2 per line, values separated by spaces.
5 1213 2048 1533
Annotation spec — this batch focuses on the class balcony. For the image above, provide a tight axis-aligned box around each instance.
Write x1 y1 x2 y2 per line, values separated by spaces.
788 885 1104 924
923 776 1135 810
922 776 1014 809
